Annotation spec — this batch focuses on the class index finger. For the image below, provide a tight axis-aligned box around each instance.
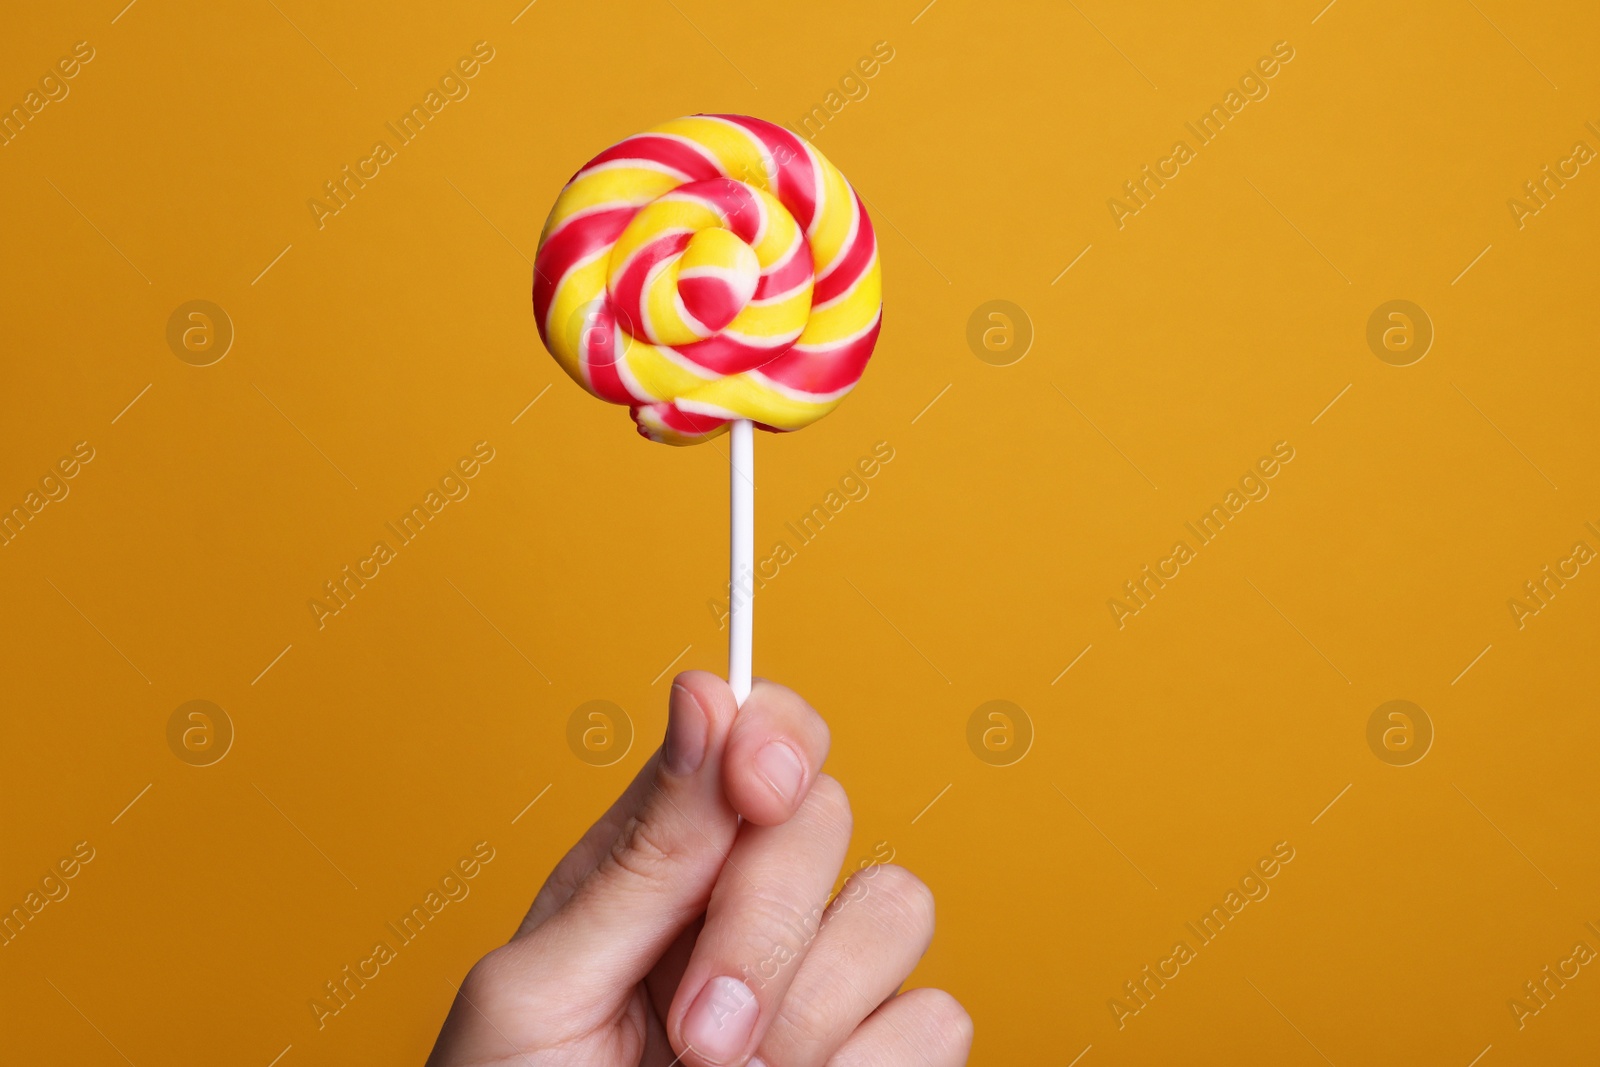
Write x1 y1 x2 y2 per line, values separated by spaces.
722 678 831 826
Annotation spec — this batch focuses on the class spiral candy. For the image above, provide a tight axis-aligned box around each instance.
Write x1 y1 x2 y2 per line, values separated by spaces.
532 114 883 445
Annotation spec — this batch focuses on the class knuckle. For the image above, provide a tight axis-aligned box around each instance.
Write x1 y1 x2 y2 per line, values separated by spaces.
459 945 513 1004
605 810 684 885
853 864 936 943
766 975 840 1049
803 773 853 839
917 988 974 1053
739 887 830 948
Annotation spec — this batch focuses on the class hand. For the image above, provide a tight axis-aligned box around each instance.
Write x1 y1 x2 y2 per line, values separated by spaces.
426 671 972 1067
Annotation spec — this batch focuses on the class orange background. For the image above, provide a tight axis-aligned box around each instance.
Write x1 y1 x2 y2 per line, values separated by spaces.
3 1 1599 1063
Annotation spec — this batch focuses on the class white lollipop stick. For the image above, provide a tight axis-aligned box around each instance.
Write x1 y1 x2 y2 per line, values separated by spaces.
729 418 754 707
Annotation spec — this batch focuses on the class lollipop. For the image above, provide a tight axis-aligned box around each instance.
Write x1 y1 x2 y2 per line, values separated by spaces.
533 114 883 702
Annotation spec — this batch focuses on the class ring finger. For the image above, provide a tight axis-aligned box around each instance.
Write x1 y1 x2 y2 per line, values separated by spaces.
825 988 973 1066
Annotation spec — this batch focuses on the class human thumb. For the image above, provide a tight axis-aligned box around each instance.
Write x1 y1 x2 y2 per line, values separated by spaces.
495 672 742 1013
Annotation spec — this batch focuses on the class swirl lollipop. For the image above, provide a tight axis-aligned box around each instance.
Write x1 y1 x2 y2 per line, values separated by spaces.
532 114 883 703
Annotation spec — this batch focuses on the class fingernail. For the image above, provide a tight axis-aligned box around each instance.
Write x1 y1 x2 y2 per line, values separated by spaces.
664 684 708 776
754 740 804 805
682 976 759 1064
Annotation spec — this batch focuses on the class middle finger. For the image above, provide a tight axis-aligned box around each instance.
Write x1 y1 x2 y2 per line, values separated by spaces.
667 773 854 1066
